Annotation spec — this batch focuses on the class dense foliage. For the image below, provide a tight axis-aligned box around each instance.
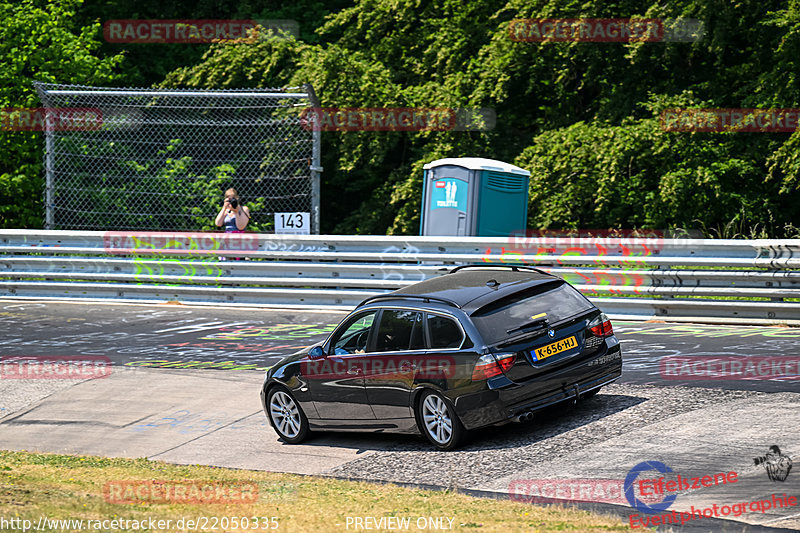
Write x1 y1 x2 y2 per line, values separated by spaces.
0 0 122 228
4 0 800 235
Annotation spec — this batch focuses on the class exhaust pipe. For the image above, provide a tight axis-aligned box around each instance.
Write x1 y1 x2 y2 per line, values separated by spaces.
513 411 534 423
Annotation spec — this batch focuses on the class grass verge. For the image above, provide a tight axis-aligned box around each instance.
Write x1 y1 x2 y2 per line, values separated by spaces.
0 450 631 532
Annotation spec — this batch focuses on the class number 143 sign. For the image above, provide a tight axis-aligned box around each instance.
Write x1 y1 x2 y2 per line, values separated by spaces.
274 212 310 235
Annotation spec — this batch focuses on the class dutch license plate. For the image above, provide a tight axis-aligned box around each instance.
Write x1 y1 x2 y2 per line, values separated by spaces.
534 335 578 361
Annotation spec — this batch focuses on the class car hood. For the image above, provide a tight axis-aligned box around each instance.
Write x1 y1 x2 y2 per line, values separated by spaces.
266 345 318 378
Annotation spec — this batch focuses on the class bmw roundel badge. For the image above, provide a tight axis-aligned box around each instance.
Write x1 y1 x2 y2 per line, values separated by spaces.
548 329 555 338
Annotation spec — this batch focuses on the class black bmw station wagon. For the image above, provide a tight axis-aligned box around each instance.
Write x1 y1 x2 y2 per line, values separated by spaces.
260 265 622 450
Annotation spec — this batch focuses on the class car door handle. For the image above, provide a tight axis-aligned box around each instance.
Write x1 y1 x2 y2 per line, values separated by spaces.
400 363 417 371
329 357 361 375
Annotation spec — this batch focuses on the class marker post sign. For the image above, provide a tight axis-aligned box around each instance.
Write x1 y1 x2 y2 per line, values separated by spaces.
274 212 310 235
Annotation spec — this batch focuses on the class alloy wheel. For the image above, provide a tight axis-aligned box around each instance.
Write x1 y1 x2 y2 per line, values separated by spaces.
269 390 302 439
422 394 454 445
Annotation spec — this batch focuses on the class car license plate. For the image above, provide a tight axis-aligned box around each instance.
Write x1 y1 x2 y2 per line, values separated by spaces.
534 335 578 361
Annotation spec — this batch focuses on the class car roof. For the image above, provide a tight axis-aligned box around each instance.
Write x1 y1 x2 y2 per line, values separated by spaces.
361 267 562 314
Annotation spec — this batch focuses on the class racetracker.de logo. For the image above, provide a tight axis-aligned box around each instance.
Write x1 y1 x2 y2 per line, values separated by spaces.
508 18 704 42
509 478 643 505
301 356 456 380
299 107 496 132
661 108 800 132
660 356 800 380
0 108 102 131
103 480 258 504
103 231 259 256
103 19 299 43
506 229 665 256
0 356 112 379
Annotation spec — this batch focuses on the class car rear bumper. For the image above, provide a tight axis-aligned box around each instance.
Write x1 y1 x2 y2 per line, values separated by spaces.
453 343 622 430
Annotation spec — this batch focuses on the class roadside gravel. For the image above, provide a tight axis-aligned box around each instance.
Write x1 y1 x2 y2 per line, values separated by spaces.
325 383 768 488
0 378 89 420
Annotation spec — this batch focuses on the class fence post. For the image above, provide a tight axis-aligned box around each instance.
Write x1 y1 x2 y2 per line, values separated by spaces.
305 83 323 235
42 109 55 229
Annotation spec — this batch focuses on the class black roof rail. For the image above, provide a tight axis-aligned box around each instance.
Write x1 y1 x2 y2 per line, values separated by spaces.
448 264 551 276
358 294 462 309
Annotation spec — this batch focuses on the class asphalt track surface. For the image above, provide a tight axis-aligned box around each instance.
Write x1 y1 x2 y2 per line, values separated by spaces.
1 300 799 532
1 300 799 392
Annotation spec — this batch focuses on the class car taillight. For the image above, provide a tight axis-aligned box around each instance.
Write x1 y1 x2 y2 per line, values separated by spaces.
472 353 516 380
588 313 613 337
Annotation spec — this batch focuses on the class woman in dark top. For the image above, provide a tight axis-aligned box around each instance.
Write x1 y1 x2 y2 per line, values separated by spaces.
214 188 250 232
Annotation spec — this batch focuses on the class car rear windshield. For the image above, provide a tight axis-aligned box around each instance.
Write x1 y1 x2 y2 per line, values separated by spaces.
470 281 594 346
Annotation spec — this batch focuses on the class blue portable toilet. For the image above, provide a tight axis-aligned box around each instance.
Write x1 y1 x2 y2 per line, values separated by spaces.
420 157 530 236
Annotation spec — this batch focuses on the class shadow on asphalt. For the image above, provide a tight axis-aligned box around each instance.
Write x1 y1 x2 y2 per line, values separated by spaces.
459 392 646 451
284 392 645 453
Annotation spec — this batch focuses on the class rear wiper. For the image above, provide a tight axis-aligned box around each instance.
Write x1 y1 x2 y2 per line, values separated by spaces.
496 328 550 348
506 313 549 334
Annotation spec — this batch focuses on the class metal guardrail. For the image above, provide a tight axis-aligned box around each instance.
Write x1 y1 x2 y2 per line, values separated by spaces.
2 229 800 324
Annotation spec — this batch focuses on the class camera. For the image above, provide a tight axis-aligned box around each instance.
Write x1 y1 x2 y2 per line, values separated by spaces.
228 198 238 209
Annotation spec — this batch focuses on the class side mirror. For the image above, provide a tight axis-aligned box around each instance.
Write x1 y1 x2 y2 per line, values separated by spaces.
308 346 325 359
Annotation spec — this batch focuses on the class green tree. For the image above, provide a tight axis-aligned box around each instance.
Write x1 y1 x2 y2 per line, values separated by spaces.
0 0 123 228
13 0 797 236
515 93 776 233
77 0 354 86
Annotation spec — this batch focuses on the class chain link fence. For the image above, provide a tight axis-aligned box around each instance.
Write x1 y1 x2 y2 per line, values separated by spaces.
34 82 321 233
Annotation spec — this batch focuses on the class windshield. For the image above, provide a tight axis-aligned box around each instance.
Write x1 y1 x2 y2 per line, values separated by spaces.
471 281 594 346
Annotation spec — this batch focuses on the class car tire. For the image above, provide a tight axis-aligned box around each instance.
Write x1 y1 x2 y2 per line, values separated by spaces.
267 385 310 444
416 390 465 451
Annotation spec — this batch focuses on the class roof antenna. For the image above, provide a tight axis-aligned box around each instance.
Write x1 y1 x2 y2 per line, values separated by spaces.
486 279 500 289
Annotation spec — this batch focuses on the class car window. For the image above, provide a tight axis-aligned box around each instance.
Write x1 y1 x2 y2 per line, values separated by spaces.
471 281 594 346
330 311 377 354
427 314 463 349
373 309 424 352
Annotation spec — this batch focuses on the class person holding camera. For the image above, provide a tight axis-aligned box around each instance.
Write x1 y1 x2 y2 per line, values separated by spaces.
215 188 250 232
